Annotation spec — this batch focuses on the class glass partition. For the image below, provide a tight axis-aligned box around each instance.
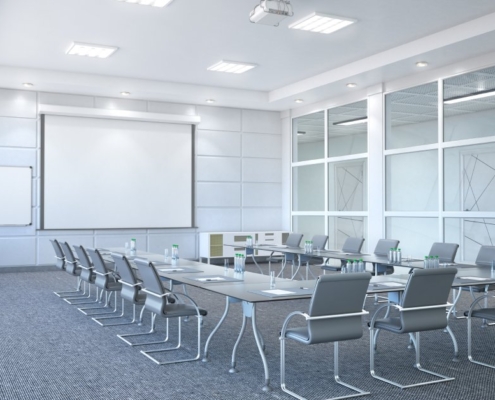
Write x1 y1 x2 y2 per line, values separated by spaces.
292 111 325 162
292 216 326 247
385 82 438 149
444 218 494 263
444 142 495 211
328 216 367 252
444 66 495 142
327 100 367 157
328 159 367 211
386 150 438 211
292 163 325 211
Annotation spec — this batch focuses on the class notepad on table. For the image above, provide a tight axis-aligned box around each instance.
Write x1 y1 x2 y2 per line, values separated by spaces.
459 277 488 281
261 289 296 295
379 282 404 287
197 277 226 282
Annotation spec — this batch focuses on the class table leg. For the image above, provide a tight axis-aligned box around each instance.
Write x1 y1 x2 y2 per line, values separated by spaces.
229 314 247 373
251 303 271 392
202 296 235 362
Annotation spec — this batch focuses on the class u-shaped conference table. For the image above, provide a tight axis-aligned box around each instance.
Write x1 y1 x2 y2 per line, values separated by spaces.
106 246 495 392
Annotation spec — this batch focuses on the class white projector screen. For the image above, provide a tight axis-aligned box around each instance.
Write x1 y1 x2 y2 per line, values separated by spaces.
41 115 193 229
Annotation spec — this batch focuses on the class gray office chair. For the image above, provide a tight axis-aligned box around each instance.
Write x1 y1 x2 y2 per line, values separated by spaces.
91 253 148 327
321 237 365 273
428 242 459 263
269 233 303 278
51 239 83 298
58 241 86 298
467 293 495 369
68 245 99 305
78 248 122 317
132 258 207 364
371 239 400 275
280 272 372 400
370 268 457 389
298 234 329 280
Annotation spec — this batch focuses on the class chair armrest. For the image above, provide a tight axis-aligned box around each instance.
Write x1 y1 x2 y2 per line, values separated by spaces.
466 294 494 318
395 303 452 312
94 271 112 276
280 311 310 338
120 281 141 288
303 310 369 321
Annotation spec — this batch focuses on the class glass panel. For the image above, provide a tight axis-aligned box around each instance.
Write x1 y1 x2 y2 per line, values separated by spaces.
386 217 439 259
292 216 326 247
328 159 367 211
385 82 438 149
444 143 495 211
328 216 367 252
386 150 438 211
444 66 495 142
444 218 495 263
292 163 325 211
327 100 367 157
292 111 325 162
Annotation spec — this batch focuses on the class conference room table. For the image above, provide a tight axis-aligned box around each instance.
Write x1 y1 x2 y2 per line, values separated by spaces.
105 247 495 392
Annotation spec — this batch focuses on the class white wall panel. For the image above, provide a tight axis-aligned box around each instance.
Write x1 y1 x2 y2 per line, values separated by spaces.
196 130 241 157
242 158 281 183
242 133 281 158
196 182 241 207
94 97 147 112
94 234 148 251
196 208 241 232
0 148 37 175
0 117 36 148
242 208 282 231
0 89 36 118
242 183 282 207
148 101 196 116
37 235 94 265
242 110 280 134
0 237 36 266
196 106 241 132
39 92 94 108
196 156 241 182
148 234 196 259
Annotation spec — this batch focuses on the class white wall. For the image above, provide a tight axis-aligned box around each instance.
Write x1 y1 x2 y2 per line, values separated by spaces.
0 88 282 267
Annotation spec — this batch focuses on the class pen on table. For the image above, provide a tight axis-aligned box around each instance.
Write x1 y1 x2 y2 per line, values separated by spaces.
300 287 309 290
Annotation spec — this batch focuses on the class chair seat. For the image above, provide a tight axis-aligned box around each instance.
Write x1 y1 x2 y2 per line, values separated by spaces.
374 317 402 333
135 291 147 304
470 307 495 321
163 303 207 318
284 327 310 344
106 281 122 291
321 265 342 272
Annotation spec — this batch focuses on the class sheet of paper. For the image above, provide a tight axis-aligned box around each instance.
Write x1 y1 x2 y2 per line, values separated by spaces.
197 277 226 282
379 282 404 287
459 277 488 281
262 289 296 295
159 268 184 272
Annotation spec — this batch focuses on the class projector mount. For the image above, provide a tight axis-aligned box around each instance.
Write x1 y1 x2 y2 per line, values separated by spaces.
249 0 294 27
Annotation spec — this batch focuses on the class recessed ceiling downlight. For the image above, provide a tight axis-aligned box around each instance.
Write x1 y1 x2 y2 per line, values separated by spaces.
66 42 118 58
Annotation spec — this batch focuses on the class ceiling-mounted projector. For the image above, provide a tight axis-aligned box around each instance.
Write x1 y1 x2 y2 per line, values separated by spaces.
249 0 293 27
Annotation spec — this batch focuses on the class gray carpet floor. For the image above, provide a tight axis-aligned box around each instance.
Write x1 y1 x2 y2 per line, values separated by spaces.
1 264 495 399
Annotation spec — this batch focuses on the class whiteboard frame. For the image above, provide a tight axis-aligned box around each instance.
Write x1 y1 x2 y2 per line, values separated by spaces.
0 165 32 226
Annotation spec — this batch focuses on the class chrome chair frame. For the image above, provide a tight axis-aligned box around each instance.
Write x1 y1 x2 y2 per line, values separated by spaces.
51 239 84 298
467 294 495 369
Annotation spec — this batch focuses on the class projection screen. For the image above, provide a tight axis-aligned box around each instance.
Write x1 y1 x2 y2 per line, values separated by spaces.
41 115 193 229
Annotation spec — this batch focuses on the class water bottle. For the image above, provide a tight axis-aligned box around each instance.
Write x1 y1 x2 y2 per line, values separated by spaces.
435 255 439 268
240 254 245 273
346 259 352 273
397 248 402 264
389 248 394 263
352 259 357 273
341 265 347 274
358 259 364 272
424 256 429 269
130 238 136 250
234 254 239 272
309 241 313 253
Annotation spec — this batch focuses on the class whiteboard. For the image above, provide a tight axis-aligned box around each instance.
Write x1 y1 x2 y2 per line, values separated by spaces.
0 166 32 226
41 115 193 229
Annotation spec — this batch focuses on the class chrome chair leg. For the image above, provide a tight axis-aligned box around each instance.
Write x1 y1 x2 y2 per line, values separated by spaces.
117 313 170 346
54 277 84 297
92 298 139 327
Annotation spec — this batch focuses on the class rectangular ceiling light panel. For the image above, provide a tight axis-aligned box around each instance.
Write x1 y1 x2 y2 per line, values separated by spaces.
289 12 356 34
444 89 495 104
333 117 368 126
117 0 174 7
66 42 118 58
207 60 257 74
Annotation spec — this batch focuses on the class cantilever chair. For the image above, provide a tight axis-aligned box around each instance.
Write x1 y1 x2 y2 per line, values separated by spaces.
369 267 457 389
51 239 83 298
280 272 372 400
429 242 459 263
69 245 100 305
467 293 495 369
269 233 303 278
321 237 365 273
79 248 122 317
92 253 148 327
297 234 329 280
370 239 400 275
130 258 207 364
58 241 86 297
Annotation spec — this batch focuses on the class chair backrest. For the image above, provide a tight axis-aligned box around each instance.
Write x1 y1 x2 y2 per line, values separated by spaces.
399 267 457 333
475 246 495 267
428 242 459 263
341 237 365 253
112 253 141 303
373 239 400 256
311 235 328 250
73 245 93 282
307 272 371 344
285 233 303 248
60 242 78 275
87 248 112 289
134 258 167 315
49 239 65 270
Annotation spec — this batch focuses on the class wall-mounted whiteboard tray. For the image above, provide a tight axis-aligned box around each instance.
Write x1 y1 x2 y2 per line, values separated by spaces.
0 166 32 226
